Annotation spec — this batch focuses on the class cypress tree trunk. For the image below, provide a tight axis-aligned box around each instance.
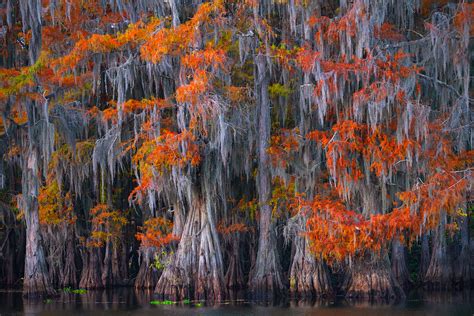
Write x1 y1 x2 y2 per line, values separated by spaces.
195 198 226 301
79 246 103 289
344 253 404 299
4 229 17 287
454 209 470 289
419 234 431 283
22 150 55 298
424 212 453 290
134 247 158 289
391 238 412 290
101 238 126 287
1 204 18 287
19 0 55 298
102 241 113 287
248 54 286 299
225 234 245 290
43 228 61 287
155 190 225 301
61 226 77 287
101 176 127 287
112 241 127 285
289 235 333 298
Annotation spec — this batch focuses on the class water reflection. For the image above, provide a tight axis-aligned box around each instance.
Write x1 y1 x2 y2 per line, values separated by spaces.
0 288 472 315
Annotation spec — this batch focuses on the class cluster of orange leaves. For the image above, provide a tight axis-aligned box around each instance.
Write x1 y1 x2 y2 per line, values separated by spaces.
88 204 127 248
129 130 200 202
307 118 421 199
176 46 229 132
303 130 472 263
304 159 470 263
374 23 405 41
53 19 161 75
140 1 225 64
268 129 300 168
135 217 178 248
96 97 172 123
38 180 75 226
217 222 248 235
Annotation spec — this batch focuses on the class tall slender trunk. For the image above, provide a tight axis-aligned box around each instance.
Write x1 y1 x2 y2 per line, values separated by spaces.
101 176 126 287
22 150 55 298
20 0 54 298
102 239 113 286
248 54 286 299
61 226 77 287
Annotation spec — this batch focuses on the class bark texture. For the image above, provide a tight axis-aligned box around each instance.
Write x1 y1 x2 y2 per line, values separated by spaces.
79 247 103 289
225 234 245 290
289 236 333 298
424 213 453 290
134 247 159 289
454 211 471 288
344 254 404 299
391 239 412 290
155 192 225 301
248 54 286 299
22 150 55 298
419 234 431 283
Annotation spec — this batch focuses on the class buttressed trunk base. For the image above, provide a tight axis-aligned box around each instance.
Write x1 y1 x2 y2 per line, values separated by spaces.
344 254 404 300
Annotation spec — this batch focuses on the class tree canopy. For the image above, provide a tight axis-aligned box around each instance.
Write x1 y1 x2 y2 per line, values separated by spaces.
0 0 472 300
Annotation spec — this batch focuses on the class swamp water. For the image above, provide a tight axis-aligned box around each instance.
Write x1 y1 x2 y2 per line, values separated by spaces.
0 289 472 315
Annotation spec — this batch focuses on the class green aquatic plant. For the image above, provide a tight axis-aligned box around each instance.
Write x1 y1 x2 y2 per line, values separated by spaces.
63 287 87 294
150 300 175 305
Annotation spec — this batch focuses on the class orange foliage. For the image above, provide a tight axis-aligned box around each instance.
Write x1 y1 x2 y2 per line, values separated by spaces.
304 128 472 263
136 217 178 248
374 23 405 41
140 2 224 64
268 129 300 168
129 130 200 203
38 180 75 226
88 204 127 248
217 222 248 235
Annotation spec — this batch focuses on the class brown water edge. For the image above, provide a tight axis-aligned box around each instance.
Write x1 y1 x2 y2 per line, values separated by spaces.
0 287 472 315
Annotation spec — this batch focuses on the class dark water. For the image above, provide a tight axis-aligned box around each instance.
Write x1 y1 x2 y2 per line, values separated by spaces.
0 289 472 316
